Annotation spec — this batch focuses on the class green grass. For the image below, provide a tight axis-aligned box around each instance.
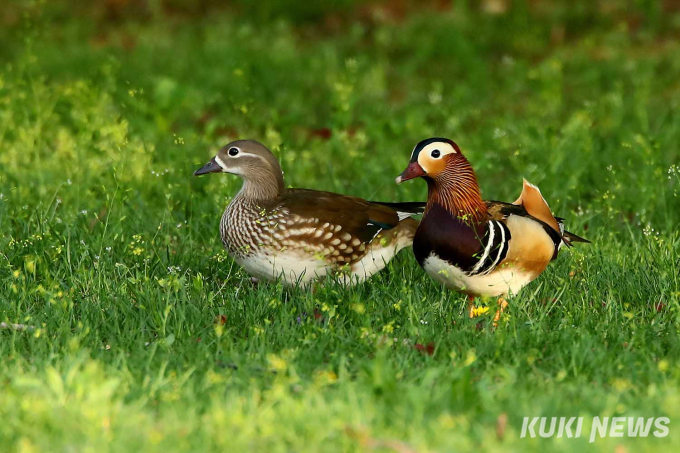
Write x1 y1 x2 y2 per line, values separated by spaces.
1 1 680 451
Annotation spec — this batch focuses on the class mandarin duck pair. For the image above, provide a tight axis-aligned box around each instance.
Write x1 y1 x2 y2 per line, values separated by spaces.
195 138 588 321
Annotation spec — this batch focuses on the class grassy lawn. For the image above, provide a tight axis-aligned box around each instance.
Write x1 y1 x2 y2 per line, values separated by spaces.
1 1 680 451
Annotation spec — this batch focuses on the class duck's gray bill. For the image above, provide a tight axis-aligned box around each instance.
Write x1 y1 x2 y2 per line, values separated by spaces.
194 157 222 176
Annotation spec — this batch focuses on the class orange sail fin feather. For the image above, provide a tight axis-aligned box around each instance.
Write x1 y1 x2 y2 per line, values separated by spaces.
512 179 561 234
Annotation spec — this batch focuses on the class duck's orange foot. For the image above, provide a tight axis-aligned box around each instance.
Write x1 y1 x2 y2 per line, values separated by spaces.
493 297 509 327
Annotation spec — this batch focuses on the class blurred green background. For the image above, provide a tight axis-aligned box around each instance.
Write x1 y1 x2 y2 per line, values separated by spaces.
1 1 680 452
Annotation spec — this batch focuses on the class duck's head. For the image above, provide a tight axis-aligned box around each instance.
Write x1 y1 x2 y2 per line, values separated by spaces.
396 137 486 218
194 140 284 199
395 138 462 184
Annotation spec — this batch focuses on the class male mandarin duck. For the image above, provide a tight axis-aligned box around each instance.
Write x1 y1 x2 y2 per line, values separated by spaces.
396 137 589 323
194 140 425 285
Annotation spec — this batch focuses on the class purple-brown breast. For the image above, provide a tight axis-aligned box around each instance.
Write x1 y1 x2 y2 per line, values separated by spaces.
413 203 488 272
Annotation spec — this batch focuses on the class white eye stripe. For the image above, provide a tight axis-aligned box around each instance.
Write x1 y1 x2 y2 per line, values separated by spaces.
216 151 268 170
237 152 267 161
421 142 456 158
214 154 228 170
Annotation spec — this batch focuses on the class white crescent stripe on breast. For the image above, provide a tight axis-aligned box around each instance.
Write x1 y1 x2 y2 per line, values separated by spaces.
483 221 507 275
469 221 495 275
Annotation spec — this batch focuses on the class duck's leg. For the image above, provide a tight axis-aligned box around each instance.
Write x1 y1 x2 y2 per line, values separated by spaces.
493 296 509 327
467 295 476 319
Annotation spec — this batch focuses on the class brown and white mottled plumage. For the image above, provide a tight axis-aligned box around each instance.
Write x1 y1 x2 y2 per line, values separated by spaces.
195 140 423 285
396 137 589 321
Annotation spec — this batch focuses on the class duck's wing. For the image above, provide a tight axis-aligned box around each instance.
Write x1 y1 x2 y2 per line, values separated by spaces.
487 198 561 242
511 179 561 233
510 179 590 245
273 189 409 244
486 179 590 258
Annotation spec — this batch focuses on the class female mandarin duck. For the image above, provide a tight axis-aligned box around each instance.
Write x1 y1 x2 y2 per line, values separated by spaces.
396 138 589 323
194 140 424 285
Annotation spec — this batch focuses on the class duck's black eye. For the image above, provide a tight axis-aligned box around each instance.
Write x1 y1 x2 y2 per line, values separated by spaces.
228 147 239 156
431 149 441 158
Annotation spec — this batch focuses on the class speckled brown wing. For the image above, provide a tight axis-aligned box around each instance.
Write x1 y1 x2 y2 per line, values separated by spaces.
263 189 408 265
275 189 401 242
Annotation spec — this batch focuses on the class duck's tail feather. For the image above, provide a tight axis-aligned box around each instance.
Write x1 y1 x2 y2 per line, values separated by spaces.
370 201 426 220
562 230 591 246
